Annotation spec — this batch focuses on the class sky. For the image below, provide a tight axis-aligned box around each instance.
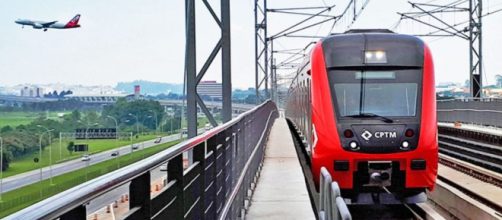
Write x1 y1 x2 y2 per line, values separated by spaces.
0 0 501 89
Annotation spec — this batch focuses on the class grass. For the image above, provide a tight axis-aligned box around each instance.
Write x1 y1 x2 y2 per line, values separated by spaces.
0 139 180 218
2 133 166 178
0 111 67 128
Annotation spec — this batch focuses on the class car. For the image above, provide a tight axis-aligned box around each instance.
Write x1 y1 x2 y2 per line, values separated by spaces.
154 136 162 143
132 144 139 150
182 128 188 135
204 123 212 131
111 151 119 157
81 154 90 161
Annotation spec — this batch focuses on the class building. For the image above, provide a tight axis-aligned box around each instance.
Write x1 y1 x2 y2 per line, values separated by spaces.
197 81 222 100
20 86 44 98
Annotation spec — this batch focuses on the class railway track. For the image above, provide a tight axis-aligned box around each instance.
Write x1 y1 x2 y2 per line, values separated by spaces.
438 133 502 173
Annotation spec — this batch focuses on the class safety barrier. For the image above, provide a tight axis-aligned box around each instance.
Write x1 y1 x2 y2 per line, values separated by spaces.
318 167 351 220
437 98 502 128
6 100 278 220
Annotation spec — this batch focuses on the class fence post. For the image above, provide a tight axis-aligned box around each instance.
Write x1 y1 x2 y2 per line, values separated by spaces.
129 172 151 219
60 205 86 220
167 154 184 219
193 142 206 219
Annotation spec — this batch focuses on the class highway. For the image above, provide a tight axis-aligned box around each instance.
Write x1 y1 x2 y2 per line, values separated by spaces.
0 133 184 194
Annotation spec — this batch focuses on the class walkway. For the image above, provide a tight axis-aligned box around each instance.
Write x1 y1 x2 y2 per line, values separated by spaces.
246 118 315 220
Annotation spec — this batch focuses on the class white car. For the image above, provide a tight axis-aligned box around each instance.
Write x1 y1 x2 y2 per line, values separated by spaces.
81 154 91 161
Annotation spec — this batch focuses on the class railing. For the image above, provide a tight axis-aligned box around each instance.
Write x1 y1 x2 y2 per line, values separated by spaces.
437 98 502 128
6 100 278 220
318 167 351 220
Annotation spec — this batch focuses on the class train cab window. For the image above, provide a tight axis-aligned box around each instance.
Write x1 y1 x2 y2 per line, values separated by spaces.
329 69 421 118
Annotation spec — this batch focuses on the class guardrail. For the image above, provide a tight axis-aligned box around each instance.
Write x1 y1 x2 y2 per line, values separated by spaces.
6 100 278 220
318 167 351 220
437 98 502 128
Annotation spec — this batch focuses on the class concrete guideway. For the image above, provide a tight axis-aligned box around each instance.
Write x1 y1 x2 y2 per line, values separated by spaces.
246 118 315 220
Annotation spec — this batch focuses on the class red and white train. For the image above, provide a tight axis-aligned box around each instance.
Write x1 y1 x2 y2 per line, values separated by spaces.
286 29 438 203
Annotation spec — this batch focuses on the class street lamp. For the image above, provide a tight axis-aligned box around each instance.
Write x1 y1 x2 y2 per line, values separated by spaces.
148 110 158 134
106 115 119 140
37 125 54 185
128 113 139 135
142 116 153 135
37 131 47 198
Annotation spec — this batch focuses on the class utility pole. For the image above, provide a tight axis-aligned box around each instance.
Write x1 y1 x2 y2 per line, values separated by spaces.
469 0 483 98
398 0 487 98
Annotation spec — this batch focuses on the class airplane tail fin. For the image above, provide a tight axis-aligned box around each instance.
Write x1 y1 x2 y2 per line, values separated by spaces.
64 14 81 28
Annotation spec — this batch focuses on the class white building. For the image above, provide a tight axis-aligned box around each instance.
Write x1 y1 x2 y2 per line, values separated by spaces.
197 81 222 100
20 86 44 97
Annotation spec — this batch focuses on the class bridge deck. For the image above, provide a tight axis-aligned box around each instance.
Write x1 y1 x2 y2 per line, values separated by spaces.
246 118 315 219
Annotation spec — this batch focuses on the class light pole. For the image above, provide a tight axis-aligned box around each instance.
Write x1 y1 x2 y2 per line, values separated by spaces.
0 136 3 202
38 132 45 198
128 113 139 135
142 116 153 135
148 110 158 134
171 117 174 135
59 132 62 161
106 115 119 141
37 125 54 185
130 132 133 159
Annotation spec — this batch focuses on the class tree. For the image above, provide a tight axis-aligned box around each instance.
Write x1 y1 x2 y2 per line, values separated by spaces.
67 141 75 155
1 125 13 133
1 152 11 171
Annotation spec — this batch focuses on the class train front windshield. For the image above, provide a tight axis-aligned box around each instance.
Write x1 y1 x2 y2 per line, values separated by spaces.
329 70 421 118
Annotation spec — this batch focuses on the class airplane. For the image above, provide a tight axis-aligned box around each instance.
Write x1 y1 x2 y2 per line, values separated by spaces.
15 14 81 31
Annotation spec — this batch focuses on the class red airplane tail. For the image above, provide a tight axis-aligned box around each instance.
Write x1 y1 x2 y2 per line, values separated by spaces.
64 14 80 28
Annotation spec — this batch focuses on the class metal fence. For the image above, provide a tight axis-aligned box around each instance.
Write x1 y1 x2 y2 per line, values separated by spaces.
437 98 502 128
6 101 278 220
318 167 351 220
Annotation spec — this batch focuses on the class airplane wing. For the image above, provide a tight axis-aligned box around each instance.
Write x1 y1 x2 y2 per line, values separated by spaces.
41 21 58 27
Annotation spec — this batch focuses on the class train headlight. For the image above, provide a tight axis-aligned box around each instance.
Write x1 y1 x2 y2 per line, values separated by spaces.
349 141 359 149
364 50 387 64
401 141 410 148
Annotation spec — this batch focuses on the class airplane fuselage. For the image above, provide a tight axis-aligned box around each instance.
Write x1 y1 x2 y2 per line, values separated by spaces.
15 15 81 31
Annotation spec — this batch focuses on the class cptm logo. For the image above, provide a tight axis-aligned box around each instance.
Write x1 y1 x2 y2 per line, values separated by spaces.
361 130 397 141
361 130 372 141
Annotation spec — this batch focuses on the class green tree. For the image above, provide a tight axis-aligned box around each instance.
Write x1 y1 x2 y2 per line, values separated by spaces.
67 141 75 155
1 151 12 171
